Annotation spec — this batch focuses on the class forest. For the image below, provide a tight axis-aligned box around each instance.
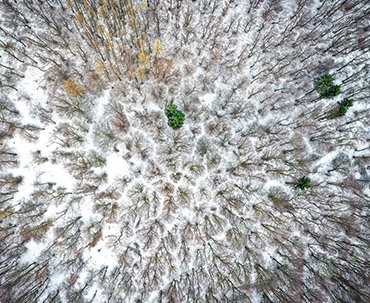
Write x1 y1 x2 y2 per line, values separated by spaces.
0 0 369 302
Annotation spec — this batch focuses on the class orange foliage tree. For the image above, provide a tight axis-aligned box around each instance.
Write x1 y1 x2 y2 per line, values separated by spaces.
66 0 173 84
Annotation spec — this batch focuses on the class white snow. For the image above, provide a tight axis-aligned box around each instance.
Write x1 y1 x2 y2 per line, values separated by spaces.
1 1 369 303
104 153 130 184
19 240 48 264
200 92 216 107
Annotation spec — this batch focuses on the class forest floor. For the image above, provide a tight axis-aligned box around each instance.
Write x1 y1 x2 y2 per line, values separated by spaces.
0 1 369 303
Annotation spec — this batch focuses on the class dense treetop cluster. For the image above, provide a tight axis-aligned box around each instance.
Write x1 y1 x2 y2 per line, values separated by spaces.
0 1 369 303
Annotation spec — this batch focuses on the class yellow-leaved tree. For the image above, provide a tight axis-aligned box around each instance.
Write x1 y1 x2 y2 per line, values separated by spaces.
64 80 86 98
66 0 172 85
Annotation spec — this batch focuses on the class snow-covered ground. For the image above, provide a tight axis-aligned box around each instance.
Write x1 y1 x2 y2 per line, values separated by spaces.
0 1 369 302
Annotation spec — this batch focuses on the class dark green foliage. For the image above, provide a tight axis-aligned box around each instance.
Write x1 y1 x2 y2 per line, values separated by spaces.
165 104 177 118
168 110 185 129
314 75 341 98
325 85 341 98
165 104 185 129
296 177 311 190
343 98 354 107
337 98 354 117
338 104 348 116
314 75 333 93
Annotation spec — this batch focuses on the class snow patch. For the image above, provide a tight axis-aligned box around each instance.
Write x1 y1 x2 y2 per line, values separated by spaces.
20 240 48 264
200 93 216 107
105 153 130 184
